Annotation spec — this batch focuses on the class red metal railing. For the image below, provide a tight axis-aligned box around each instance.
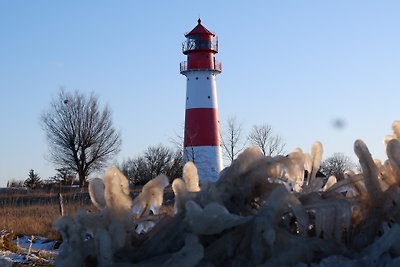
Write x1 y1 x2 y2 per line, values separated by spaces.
180 60 222 73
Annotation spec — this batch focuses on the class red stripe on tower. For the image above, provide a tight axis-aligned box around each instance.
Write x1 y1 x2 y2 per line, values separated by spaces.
184 108 219 147
180 19 223 182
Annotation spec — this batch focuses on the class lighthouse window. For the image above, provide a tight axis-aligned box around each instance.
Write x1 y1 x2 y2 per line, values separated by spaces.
206 77 209 80
208 96 211 99
196 77 199 80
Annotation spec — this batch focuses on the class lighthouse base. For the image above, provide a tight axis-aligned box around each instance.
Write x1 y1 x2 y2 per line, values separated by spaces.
183 145 223 182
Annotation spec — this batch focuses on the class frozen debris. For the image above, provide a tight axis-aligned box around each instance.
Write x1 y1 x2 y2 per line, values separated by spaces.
0 235 57 266
184 200 251 235
393 120 400 140
323 173 367 198
285 148 309 190
309 141 323 183
384 134 395 148
255 148 307 191
218 146 264 180
53 166 138 266
51 120 400 267
228 142 324 193
304 197 352 242
0 257 12 267
375 159 396 189
88 177 106 210
322 175 337 191
354 139 383 206
108 221 127 251
53 217 87 267
387 139 400 184
14 235 57 252
363 222 400 264
132 174 170 217
135 221 156 234
172 178 193 215
159 234 204 267
75 209 110 232
383 121 400 151
183 161 201 192
314 255 357 267
216 146 287 214
94 228 113 267
193 180 223 206
131 174 169 233
103 166 132 222
303 177 325 193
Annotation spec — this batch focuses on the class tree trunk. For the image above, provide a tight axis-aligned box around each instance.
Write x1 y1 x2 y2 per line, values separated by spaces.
78 172 86 188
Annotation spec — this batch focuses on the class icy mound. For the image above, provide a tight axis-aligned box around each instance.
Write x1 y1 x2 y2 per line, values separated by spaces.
54 121 400 267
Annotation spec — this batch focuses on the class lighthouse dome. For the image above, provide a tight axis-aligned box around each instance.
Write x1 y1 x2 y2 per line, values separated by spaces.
185 18 215 37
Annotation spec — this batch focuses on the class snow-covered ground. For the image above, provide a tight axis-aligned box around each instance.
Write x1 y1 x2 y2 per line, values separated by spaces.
0 235 58 266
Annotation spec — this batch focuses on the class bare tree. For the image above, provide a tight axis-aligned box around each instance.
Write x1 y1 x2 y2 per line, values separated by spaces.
220 117 246 163
248 124 286 156
145 145 174 178
320 153 356 181
120 157 149 185
120 144 182 185
170 124 197 165
41 89 121 187
169 124 185 152
166 150 183 179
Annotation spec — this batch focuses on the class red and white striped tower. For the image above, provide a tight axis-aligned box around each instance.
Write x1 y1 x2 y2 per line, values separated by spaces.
180 19 223 182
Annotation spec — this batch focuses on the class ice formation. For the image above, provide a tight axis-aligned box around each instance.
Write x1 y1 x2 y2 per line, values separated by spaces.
0 257 11 267
132 173 169 217
103 166 132 223
171 178 189 215
53 120 400 266
88 177 106 210
182 161 201 192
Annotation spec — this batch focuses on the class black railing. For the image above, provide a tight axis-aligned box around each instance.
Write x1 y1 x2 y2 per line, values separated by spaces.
182 38 218 53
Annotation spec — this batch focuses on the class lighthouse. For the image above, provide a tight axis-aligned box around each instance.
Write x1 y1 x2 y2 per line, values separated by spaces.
180 19 223 182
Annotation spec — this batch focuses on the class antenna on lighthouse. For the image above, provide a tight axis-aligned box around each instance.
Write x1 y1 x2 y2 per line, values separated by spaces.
179 20 223 182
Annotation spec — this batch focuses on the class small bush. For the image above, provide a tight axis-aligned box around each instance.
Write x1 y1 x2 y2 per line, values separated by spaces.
0 230 17 252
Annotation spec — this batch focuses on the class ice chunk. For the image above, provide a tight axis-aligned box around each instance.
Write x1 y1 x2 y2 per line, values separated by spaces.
132 174 170 217
183 161 200 192
103 166 132 220
184 200 250 235
88 177 106 210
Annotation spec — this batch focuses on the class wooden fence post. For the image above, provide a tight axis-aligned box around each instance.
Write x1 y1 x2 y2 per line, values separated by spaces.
59 193 64 217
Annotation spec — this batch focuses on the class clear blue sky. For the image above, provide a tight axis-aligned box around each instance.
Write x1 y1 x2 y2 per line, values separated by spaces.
1 1 399 186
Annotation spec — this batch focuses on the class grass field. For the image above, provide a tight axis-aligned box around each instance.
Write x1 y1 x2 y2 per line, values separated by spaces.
0 186 174 241
0 186 175 266
0 188 94 241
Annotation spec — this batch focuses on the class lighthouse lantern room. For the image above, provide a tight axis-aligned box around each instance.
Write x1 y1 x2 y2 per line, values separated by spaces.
180 19 223 182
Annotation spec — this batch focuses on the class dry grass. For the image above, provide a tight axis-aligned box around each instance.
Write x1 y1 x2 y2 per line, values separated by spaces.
0 189 95 240
0 186 173 241
0 203 94 240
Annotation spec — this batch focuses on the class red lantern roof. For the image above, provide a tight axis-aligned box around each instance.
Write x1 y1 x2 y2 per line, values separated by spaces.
185 19 215 37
